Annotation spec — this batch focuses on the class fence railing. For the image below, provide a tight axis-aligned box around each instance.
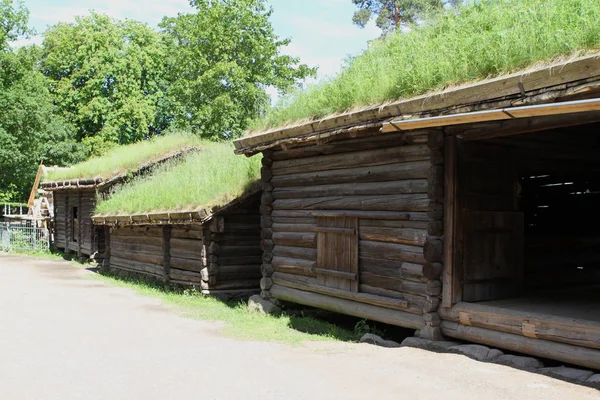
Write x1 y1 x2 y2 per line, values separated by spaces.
0 222 50 252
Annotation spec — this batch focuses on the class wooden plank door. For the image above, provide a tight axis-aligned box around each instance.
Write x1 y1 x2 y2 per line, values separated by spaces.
315 216 359 292
462 211 524 301
458 141 524 302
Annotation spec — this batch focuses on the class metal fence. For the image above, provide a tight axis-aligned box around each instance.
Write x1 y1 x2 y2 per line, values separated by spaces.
0 222 50 252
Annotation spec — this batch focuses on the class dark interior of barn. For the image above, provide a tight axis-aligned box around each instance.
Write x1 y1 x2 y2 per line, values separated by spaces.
456 121 600 322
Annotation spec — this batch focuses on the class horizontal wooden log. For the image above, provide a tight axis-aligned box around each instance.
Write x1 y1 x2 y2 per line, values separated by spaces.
272 272 411 312
107 251 163 266
272 232 316 248
169 247 205 261
271 161 430 187
273 245 317 261
360 240 425 264
272 144 430 176
272 216 316 225
108 263 163 279
110 256 163 276
359 257 441 282
171 228 204 240
272 256 316 276
360 271 441 296
360 284 438 313
359 219 428 230
169 257 204 273
270 131 429 161
170 268 202 283
111 227 163 237
272 179 428 200
273 194 429 212
359 227 426 246
440 321 600 371
441 302 600 351
170 238 203 253
272 223 315 233
110 241 164 256
109 235 163 247
272 209 429 221
270 284 423 329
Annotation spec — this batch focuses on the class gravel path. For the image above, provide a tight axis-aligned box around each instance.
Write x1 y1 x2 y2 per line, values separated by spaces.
0 253 597 400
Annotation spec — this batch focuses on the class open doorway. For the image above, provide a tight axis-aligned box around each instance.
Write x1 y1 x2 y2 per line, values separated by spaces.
454 122 600 323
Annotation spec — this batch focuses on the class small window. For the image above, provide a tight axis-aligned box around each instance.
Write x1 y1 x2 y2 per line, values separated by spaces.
72 206 79 242
315 216 359 292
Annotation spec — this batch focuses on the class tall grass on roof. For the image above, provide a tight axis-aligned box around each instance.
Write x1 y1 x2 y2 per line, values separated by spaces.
94 142 261 215
251 0 600 131
44 133 202 181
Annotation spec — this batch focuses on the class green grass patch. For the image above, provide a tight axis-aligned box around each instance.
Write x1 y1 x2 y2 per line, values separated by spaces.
94 141 261 215
92 273 360 345
44 133 202 181
252 0 600 131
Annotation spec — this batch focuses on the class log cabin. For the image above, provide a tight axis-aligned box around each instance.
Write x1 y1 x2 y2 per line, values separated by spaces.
91 190 262 297
40 147 196 260
234 55 600 369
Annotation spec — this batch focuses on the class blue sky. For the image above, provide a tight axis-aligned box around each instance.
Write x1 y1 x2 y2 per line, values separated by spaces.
18 0 380 81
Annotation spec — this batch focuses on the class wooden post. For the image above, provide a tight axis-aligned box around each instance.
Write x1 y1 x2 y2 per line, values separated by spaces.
260 151 274 300
102 226 111 273
442 135 457 308
162 226 172 284
77 192 82 258
64 194 72 257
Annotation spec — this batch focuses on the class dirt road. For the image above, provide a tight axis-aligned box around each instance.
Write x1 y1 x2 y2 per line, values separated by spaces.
0 253 597 400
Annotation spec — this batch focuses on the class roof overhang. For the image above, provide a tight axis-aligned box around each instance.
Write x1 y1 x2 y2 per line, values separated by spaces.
381 98 600 133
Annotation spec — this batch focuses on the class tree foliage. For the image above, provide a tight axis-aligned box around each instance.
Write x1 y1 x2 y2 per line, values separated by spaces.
160 0 315 139
41 12 170 146
352 0 460 33
0 47 84 202
0 0 28 50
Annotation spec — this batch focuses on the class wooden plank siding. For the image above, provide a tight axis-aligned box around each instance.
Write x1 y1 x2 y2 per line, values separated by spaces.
102 192 262 296
53 189 97 257
261 128 443 337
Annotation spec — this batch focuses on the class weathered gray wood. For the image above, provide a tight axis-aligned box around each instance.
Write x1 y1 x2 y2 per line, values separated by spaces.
359 227 427 246
110 241 164 256
271 284 423 329
271 161 430 187
272 232 316 248
169 256 204 273
441 302 600 351
360 284 439 313
273 194 429 212
359 240 426 264
169 268 203 284
271 144 430 175
441 321 600 371
359 257 440 282
272 179 428 199
272 256 316 276
273 245 317 261
272 209 429 221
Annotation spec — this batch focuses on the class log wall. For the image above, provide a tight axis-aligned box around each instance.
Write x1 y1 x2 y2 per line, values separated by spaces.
52 189 97 257
104 193 262 296
261 129 443 335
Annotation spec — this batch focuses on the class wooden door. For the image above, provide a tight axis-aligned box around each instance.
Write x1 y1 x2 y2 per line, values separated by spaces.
458 142 524 302
315 217 359 292
462 211 524 301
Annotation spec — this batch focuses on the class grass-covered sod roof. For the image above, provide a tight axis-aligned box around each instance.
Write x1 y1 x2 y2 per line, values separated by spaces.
250 0 600 132
94 141 261 216
44 133 201 182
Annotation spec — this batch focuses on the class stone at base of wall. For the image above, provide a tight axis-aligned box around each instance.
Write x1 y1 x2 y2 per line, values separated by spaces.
248 295 281 315
359 333 400 348
401 336 600 387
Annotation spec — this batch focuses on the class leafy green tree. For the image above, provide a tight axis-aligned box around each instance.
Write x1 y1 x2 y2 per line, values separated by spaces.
0 0 29 50
41 12 170 146
0 46 84 202
160 0 315 139
352 0 461 33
